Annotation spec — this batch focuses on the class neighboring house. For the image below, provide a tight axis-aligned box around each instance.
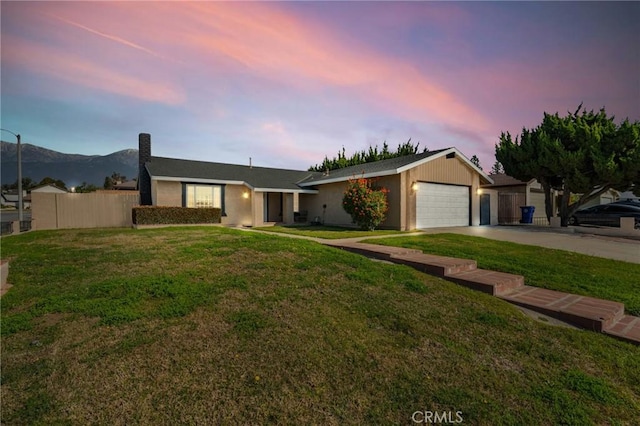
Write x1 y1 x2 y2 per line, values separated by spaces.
618 190 639 202
1 190 31 209
113 180 138 191
30 184 68 194
137 133 493 230
481 174 553 225
578 188 619 209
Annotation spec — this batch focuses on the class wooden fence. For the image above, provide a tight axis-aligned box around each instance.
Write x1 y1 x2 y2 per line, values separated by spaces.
31 191 139 230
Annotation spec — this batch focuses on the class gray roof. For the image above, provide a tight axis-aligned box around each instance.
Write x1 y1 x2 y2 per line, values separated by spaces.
482 174 536 188
299 148 452 186
145 147 492 191
145 156 320 192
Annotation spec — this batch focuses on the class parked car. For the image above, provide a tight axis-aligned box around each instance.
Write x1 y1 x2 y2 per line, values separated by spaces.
569 203 640 228
611 199 640 207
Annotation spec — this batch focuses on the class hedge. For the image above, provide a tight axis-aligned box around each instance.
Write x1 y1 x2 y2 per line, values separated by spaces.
133 206 222 225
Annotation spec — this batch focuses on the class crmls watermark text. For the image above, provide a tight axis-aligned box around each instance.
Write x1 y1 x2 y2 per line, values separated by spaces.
411 410 464 424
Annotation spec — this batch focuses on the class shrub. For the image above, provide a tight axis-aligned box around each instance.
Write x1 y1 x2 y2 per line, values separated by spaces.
342 178 389 231
133 206 221 225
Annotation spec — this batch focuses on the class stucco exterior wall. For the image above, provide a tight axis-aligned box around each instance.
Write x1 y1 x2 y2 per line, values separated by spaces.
153 180 182 206
300 182 353 226
222 185 252 226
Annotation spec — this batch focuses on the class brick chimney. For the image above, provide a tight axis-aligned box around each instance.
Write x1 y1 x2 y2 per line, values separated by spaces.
138 133 152 205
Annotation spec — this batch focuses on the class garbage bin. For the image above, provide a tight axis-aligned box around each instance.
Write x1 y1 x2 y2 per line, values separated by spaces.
519 206 535 224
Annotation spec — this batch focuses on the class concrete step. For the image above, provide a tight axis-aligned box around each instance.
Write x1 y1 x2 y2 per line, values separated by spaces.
605 315 640 345
447 269 524 296
332 242 422 261
389 252 477 277
499 286 625 332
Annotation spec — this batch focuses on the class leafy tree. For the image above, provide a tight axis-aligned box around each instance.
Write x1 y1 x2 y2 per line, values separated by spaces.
496 105 640 226
2 177 36 191
74 182 100 193
310 139 427 172
470 155 482 170
38 177 67 190
490 161 505 175
103 172 127 189
342 178 389 231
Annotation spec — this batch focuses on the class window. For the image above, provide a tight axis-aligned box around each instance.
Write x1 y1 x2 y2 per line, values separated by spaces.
184 184 223 210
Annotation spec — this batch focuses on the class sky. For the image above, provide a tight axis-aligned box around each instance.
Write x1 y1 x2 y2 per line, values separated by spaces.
1 1 638 173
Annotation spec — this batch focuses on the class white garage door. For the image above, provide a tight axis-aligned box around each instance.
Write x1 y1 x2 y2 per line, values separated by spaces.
416 183 469 228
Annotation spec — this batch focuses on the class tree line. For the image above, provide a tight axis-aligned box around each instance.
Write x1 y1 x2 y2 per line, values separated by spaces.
309 139 427 172
1 172 134 193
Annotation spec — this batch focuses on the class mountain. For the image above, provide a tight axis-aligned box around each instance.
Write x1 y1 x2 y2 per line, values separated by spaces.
1 141 138 188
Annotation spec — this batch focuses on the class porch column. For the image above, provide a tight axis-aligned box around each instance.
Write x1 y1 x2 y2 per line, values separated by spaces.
251 190 264 227
282 193 294 225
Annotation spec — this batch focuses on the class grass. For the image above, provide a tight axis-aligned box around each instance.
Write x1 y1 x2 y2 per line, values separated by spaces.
367 233 640 316
1 227 639 424
255 224 409 239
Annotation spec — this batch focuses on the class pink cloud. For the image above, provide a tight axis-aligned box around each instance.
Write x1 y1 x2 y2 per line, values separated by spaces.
5 2 491 136
3 35 185 105
151 3 490 130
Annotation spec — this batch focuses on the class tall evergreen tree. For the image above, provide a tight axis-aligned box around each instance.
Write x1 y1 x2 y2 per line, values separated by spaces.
470 155 482 170
490 161 504 175
496 105 640 226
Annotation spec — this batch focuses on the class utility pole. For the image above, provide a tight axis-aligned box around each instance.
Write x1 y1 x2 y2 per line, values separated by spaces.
1 129 23 223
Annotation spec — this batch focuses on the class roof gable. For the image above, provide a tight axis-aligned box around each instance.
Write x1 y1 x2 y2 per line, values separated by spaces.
298 148 493 186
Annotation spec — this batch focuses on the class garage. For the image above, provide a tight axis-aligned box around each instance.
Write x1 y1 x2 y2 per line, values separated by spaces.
416 182 470 228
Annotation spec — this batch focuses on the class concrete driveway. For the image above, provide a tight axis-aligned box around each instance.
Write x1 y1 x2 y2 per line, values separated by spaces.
417 226 640 264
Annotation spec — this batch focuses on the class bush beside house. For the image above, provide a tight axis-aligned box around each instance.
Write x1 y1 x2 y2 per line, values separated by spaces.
342 178 389 231
133 206 221 225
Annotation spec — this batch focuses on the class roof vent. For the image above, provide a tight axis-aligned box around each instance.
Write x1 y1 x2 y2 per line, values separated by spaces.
249 157 252 169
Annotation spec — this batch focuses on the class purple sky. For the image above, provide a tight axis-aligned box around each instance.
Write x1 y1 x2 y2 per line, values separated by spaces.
1 1 638 172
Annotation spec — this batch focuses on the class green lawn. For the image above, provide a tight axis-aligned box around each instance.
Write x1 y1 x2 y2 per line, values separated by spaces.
1 227 639 425
255 224 409 239
368 233 640 316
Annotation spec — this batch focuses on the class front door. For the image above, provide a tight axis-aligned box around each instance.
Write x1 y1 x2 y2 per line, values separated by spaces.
480 194 491 225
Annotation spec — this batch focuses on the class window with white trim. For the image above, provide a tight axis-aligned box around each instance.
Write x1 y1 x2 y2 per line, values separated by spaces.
185 184 222 209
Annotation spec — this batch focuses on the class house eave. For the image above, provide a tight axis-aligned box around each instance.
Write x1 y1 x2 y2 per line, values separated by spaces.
151 175 247 186
298 169 399 187
253 187 319 194
150 175 317 194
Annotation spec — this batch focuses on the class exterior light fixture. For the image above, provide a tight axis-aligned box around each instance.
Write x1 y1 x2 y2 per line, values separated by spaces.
242 191 250 199
411 182 419 191
477 188 483 195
